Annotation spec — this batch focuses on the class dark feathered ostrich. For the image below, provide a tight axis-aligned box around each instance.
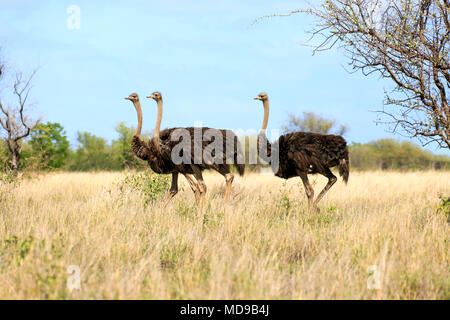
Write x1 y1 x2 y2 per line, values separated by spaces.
125 93 200 206
125 92 245 211
254 92 349 210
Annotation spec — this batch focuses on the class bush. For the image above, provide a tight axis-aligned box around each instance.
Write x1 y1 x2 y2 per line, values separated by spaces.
437 195 450 223
117 171 170 206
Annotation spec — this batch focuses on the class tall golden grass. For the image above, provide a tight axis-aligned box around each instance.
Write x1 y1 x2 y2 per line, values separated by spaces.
0 170 448 299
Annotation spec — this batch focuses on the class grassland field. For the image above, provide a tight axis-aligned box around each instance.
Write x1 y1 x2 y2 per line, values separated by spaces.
0 170 448 299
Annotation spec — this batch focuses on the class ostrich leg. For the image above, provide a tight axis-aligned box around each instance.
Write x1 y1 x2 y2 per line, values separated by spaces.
297 171 315 208
190 165 207 212
313 168 337 207
217 166 234 203
183 173 200 204
223 173 234 203
163 172 179 207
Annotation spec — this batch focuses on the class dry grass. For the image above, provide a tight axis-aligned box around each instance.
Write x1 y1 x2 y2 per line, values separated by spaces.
0 170 448 299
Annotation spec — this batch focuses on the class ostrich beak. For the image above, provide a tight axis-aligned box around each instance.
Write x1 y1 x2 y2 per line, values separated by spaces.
146 95 154 99
254 97 261 100
125 97 131 100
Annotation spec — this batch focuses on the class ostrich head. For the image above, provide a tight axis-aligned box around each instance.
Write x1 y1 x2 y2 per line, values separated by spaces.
146 91 162 101
125 93 139 102
254 92 268 102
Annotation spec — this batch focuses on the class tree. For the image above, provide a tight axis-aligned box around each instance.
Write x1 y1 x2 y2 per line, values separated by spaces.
282 111 348 135
111 122 147 170
261 0 449 149
29 122 69 169
0 139 9 170
0 65 39 174
240 134 261 171
349 138 450 170
69 132 117 171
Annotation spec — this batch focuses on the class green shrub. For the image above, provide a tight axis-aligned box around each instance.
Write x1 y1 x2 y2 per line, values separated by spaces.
437 195 450 222
0 171 17 184
0 235 34 266
117 171 170 206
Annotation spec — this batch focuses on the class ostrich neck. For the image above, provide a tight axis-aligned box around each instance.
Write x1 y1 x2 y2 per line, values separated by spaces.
153 99 163 143
133 100 143 137
258 99 272 160
260 100 269 134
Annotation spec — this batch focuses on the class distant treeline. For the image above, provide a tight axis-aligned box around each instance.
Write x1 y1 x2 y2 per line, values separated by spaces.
349 139 450 171
1 122 449 173
0 122 149 172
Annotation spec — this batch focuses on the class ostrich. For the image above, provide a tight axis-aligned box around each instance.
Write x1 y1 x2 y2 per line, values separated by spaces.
125 92 245 211
254 92 349 210
146 92 245 211
125 93 200 207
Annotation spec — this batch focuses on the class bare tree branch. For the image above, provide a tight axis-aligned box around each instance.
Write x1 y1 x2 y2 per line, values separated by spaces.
257 0 449 149
0 58 39 173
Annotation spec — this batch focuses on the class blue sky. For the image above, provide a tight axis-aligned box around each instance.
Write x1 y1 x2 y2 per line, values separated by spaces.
1 0 447 154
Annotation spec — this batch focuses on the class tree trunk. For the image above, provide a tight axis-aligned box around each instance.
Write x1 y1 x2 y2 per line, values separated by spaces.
7 140 20 175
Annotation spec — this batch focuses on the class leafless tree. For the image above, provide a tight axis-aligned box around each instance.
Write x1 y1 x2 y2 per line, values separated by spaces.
0 64 39 174
256 0 449 149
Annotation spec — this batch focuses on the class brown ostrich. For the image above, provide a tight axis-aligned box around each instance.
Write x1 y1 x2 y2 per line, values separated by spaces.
125 93 200 207
146 92 245 210
125 92 245 211
254 92 349 210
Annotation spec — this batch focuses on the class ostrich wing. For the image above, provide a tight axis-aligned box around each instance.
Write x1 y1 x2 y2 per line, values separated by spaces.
285 132 347 167
131 135 151 161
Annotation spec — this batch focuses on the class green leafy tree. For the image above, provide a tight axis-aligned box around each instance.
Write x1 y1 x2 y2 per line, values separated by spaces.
29 122 69 169
282 112 348 135
111 122 147 170
69 132 117 171
0 139 8 170
240 134 261 172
